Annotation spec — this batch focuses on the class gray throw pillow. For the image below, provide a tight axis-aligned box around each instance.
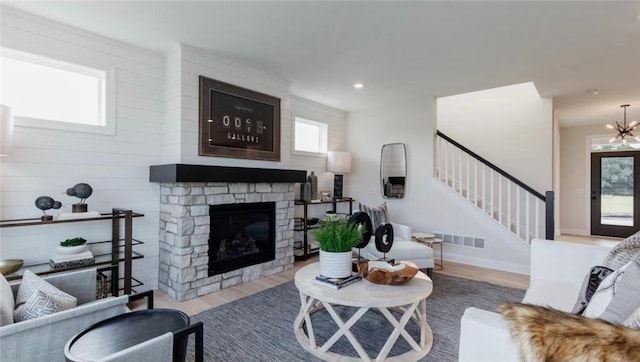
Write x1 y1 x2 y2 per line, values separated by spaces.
358 202 388 228
572 265 614 315
583 258 640 324
0 273 14 326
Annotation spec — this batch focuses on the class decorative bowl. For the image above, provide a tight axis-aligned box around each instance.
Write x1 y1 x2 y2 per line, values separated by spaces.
307 217 320 226
357 261 419 285
56 245 88 254
0 259 24 275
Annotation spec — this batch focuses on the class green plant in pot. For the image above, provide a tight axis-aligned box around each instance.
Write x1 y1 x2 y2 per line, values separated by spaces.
310 219 364 278
57 237 88 254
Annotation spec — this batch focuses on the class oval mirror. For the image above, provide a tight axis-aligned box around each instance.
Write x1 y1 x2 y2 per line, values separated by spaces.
381 143 407 199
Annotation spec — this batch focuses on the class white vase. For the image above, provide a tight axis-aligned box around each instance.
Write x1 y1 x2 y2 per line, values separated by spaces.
319 250 353 278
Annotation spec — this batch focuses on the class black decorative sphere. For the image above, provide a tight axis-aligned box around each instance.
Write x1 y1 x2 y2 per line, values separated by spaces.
35 196 54 211
66 183 93 200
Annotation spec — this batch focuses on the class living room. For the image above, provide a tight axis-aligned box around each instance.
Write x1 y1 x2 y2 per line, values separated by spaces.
1 2 639 361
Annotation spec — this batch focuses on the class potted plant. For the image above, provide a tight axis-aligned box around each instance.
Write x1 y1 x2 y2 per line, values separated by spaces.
310 219 364 278
57 237 88 254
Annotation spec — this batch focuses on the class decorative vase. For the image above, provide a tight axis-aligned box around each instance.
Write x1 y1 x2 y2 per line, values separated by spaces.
319 250 353 278
302 182 312 202
307 171 318 200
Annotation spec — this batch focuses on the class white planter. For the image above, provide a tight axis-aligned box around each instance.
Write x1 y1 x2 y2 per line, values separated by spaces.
56 245 88 254
319 250 353 278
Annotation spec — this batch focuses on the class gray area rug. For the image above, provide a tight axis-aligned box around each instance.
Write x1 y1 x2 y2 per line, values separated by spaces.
186 273 525 361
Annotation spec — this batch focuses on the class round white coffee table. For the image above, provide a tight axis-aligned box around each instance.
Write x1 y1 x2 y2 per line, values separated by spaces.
293 263 433 361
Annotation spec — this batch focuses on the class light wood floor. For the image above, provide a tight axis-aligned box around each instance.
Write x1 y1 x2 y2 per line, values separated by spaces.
154 257 529 316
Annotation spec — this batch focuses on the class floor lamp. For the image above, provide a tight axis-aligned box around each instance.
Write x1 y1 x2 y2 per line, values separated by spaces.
327 151 351 200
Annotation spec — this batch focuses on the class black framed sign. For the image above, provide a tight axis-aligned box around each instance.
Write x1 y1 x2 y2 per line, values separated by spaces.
199 76 281 161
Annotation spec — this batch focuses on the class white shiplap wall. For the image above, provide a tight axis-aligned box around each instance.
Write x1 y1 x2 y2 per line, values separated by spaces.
0 7 164 289
0 9 349 292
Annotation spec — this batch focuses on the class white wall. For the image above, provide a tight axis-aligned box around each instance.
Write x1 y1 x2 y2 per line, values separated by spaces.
559 124 608 235
437 82 553 193
0 9 348 290
346 99 531 275
0 7 164 288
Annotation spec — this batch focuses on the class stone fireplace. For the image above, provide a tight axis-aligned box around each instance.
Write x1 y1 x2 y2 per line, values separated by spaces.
150 164 306 301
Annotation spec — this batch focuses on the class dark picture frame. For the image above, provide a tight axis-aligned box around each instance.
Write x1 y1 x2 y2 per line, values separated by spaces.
199 76 281 161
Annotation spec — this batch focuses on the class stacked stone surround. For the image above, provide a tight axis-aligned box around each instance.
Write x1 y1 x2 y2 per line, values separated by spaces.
158 182 296 301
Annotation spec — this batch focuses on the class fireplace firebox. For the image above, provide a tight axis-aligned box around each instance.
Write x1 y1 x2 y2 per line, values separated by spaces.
208 202 276 276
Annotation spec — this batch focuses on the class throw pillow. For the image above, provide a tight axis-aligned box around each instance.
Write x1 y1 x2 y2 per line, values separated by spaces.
358 202 388 228
624 307 640 329
602 230 640 270
571 265 614 315
0 273 15 326
499 302 640 362
14 270 77 315
582 259 640 324
14 289 75 322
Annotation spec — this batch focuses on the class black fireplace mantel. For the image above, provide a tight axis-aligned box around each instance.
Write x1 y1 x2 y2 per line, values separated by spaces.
149 164 306 183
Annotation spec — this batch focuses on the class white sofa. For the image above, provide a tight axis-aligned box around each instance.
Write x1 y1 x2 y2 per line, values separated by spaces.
359 221 435 274
458 238 614 362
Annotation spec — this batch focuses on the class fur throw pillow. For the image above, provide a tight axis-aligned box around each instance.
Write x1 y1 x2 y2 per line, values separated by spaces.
499 302 640 362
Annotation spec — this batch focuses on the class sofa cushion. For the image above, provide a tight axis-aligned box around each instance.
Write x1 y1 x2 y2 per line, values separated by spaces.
0 273 14 326
368 240 433 261
14 270 77 322
522 278 582 312
602 230 640 270
583 259 640 324
499 302 640 362
571 265 614 315
358 202 388 228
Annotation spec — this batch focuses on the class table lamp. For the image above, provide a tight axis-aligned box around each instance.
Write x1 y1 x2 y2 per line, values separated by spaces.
327 151 351 200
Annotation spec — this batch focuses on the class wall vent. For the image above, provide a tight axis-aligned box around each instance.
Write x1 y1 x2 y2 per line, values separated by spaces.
434 232 485 249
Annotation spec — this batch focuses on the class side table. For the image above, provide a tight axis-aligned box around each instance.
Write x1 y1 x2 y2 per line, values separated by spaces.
412 232 443 270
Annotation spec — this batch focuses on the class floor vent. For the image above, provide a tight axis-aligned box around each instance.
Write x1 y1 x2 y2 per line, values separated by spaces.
434 232 485 249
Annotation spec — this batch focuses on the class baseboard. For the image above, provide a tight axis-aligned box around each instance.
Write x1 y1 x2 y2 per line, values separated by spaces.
560 228 590 236
442 251 530 276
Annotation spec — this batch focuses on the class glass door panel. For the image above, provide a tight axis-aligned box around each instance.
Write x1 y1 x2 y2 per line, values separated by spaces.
591 151 640 237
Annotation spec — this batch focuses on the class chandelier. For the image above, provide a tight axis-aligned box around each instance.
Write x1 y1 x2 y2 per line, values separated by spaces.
607 104 639 143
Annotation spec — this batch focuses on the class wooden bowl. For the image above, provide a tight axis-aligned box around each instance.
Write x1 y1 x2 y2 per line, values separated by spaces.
0 259 24 275
357 261 419 285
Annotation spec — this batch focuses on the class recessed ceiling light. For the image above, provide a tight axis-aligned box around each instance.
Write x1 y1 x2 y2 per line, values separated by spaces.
586 88 599 95
353 82 364 89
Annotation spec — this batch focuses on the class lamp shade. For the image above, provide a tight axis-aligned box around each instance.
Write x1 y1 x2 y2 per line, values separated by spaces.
327 151 351 174
0 105 14 156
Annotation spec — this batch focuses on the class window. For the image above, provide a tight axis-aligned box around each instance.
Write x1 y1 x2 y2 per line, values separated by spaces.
1 48 114 134
294 117 328 154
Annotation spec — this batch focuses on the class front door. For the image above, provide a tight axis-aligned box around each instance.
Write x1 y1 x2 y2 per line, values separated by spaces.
591 151 640 237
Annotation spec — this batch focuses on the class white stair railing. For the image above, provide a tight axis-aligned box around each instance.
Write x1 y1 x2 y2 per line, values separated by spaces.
435 131 554 243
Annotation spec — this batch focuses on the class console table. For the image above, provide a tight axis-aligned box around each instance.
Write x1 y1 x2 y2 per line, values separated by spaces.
293 263 433 361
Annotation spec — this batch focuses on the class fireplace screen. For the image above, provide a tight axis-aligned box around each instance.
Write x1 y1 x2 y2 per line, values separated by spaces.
208 202 276 275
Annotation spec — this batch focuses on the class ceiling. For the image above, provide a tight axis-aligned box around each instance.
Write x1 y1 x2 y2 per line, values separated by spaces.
4 1 640 128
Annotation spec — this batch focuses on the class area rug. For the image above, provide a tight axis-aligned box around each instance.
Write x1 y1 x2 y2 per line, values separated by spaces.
186 273 525 361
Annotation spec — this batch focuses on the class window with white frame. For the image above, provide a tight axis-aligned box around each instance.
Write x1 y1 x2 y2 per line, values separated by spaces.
294 116 328 154
1 48 114 134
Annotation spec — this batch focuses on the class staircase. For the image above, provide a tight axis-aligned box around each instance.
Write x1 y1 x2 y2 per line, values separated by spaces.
435 130 554 243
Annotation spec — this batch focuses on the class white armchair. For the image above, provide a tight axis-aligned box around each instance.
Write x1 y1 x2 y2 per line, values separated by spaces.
359 220 435 273
0 269 151 362
458 239 614 362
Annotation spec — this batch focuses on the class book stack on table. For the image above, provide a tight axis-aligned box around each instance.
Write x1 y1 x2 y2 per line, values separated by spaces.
49 251 95 270
313 274 362 289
